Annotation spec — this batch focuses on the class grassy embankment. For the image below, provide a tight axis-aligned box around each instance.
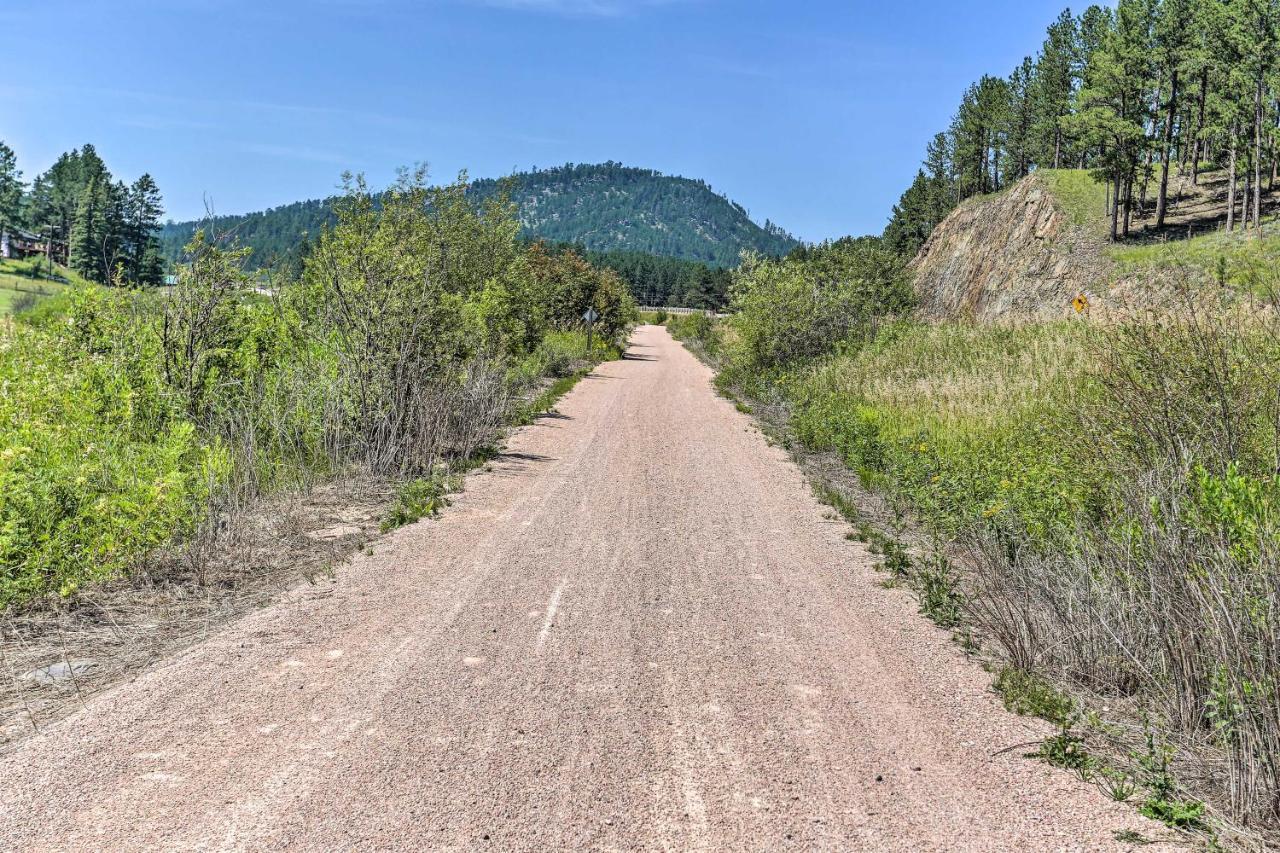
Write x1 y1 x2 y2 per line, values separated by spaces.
0 258 80 314
671 189 1280 843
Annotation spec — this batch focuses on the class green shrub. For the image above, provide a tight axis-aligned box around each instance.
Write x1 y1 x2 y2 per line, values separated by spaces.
0 288 227 606
724 238 910 376
995 667 1075 726
1 168 636 609
667 312 723 359
382 474 455 532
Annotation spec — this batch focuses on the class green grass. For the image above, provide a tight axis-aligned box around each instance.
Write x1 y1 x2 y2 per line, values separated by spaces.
1107 223 1280 293
995 666 1075 726
789 320 1102 542
1037 169 1109 229
0 258 81 315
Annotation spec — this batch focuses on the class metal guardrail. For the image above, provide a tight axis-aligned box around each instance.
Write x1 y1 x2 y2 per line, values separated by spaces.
638 305 728 317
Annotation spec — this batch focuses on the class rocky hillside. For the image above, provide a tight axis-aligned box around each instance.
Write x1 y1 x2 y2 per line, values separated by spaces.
907 167 1280 322
908 173 1111 322
160 162 797 270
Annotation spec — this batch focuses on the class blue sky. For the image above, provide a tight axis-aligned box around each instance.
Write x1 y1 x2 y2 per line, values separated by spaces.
4 0 1072 241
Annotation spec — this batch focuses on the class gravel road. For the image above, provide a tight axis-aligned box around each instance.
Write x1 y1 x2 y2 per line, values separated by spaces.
0 325 1167 851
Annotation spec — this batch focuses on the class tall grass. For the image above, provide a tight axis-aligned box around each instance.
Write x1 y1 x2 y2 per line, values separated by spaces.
694 230 1280 833
777 297 1280 832
1037 169 1110 229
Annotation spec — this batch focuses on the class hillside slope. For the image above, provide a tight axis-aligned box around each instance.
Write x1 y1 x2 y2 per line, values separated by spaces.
910 168 1280 322
160 163 797 270
908 173 1111 321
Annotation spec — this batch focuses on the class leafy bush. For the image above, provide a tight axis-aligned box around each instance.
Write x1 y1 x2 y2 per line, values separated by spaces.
666 312 720 353
2 168 636 608
722 238 911 381
0 287 226 606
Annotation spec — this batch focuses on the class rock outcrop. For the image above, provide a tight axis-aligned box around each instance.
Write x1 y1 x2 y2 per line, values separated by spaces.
909 175 1111 322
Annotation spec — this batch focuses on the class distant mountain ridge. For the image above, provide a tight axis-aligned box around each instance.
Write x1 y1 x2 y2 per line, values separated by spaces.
159 162 797 269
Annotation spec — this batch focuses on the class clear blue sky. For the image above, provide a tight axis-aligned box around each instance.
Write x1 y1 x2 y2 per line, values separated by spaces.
4 0 1072 242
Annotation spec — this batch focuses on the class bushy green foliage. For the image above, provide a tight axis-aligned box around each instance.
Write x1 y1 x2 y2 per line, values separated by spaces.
525 242 636 345
0 287 225 605
2 167 635 608
666 312 724 362
722 238 911 382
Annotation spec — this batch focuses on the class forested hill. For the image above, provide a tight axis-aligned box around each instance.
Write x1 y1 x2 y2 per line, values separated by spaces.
159 163 797 270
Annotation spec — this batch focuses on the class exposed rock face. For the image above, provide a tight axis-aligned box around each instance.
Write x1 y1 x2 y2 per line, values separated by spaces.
909 175 1111 322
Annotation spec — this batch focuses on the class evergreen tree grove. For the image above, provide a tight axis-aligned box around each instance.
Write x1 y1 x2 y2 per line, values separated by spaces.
884 0 1280 255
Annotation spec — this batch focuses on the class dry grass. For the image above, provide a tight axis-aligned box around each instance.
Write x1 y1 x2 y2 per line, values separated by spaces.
809 319 1097 439
0 474 394 748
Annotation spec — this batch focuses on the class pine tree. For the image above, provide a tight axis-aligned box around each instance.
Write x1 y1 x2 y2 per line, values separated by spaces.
1153 0 1196 228
1033 9 1080 168
0 142 23 236
1072 0 1155 239
1007 57 1038 180
125 174 165 284
883 171 936 257
69 176 109 281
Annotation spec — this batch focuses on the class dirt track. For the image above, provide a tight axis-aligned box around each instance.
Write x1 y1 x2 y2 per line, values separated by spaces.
0 325 1165 851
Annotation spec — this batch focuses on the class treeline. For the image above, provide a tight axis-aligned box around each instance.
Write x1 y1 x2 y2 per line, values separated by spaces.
0 141 166 285
158 197 332 278
885 0 1280 254
468 163 797 266
539 244 733 309
160 162 799 275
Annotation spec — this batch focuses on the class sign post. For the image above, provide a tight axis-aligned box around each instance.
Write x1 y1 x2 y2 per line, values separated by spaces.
583 306 599 355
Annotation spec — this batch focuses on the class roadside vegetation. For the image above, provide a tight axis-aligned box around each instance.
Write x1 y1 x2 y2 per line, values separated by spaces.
0 258 82 316
670 221 1280 842
0 168 634 609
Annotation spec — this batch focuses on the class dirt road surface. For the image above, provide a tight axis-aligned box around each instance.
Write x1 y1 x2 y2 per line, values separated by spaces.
0 326 1165 851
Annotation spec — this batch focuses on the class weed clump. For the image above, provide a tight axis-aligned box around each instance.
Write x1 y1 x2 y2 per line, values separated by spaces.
994 667 1074 726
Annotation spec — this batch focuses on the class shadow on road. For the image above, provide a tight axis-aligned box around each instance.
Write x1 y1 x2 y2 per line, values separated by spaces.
495 451 555 463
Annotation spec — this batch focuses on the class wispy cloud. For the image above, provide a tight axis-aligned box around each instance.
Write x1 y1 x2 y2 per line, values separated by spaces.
117 114 216 131
695 56 780 80
238 142 351 165
468 0 686 18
